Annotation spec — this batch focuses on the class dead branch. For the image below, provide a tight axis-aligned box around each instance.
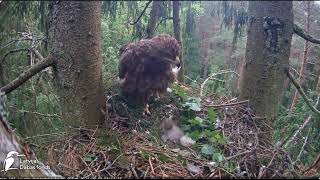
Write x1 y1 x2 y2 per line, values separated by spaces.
294 23 320 44
1 48 30 63
293 127 311 165
0 54 54 94
282 116 311 149
129 0 152 25
204 100 249 108
200 70 240 96
286 69 320 116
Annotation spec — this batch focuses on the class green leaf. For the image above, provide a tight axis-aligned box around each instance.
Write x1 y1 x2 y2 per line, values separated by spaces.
188 118 201 126
157 153 170 163
189 130 202 140
184 102 201 111
207 107 217 122
208 132 227 145
212 153 224 162
201 144 215 155
195 116 204 124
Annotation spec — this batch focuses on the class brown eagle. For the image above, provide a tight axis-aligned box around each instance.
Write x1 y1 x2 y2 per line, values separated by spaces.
118 34 181 115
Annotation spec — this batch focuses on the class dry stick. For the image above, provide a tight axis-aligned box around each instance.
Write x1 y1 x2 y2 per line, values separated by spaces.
204 100 249 108
9 107 61 118
294 127 311 165
200 70 239 96
129 0 152 25
285 115 311 149
294 23 320 44
224 150 251 161
286 69 320 116
0 54 54 94
30 47 44 60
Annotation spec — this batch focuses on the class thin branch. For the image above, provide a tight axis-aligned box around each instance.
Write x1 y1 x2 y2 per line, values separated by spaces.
0 37 44 49
294 23 320 44
286 69 320 116
293 127 311 165
1 48 30 63
0 54 54 94
204 100 249 108
129 0 152 25
286 116 311 148
200 70 239 96
155 17 173 31
9 107 61 118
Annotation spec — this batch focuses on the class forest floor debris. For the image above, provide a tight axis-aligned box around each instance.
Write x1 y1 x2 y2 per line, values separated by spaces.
30 84 311 178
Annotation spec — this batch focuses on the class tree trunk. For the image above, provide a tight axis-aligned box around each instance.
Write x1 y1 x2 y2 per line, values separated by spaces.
240 1 293 123
290 1 311 111
48 1 105 128
173 1 184 82
236 55 245 90
146 1 161 39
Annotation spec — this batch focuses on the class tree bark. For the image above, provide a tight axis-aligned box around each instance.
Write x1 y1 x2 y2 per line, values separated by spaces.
146 1 161 39
290 1 311 111
236 55 245 90
48 1 105 128
173 1 184 82
240 1 293 123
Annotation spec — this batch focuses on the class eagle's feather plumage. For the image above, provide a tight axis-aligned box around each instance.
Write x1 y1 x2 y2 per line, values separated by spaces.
118 34 181 115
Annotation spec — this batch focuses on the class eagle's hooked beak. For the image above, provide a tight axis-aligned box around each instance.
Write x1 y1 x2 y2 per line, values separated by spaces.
175 56 181 68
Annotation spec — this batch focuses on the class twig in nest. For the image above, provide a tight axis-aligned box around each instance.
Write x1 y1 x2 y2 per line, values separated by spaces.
224 150 251 161
149 156 155 175
204 100 249 108
130 163 139 179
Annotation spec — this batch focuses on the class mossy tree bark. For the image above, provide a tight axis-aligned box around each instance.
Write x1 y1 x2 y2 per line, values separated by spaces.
48 1 105 128
240 1 293 125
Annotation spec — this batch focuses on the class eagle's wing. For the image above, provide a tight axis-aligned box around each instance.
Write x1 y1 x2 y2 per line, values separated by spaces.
118 43 133 79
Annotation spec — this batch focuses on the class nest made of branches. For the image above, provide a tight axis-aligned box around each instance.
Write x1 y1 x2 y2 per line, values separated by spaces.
31 90 306 178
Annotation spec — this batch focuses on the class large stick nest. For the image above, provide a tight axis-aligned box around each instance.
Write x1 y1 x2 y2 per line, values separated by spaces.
33 88 305 178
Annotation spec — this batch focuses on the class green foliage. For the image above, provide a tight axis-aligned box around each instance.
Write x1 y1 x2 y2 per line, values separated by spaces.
174 86 226 162
201 144 215 155
183 97 202 112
